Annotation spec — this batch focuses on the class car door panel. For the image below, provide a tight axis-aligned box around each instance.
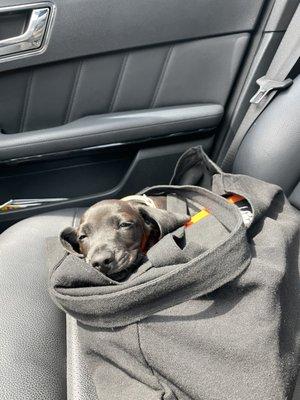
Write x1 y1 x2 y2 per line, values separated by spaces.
0 0 266 229
0 33 247 136
0 104 223 160
0 138 214 228
0 0 264 71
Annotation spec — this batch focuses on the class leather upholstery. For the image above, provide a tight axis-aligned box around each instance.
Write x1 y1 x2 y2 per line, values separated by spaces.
233 75 300 209
0 34 247 134
0 209 77 399
0 0 264 74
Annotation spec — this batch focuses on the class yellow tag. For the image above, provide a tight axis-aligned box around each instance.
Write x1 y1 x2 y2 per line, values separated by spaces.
185 209 210 226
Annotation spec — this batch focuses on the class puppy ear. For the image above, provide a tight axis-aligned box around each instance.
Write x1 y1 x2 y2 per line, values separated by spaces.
137 206 189 238
60 226 83 257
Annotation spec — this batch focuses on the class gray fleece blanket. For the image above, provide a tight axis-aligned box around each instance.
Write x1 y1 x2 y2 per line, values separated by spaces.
49 147 300 400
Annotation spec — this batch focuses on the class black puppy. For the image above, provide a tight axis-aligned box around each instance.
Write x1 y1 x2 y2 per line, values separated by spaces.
60 195 189 277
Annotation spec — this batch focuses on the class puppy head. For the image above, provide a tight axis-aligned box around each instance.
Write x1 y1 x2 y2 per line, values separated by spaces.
60 199 188 277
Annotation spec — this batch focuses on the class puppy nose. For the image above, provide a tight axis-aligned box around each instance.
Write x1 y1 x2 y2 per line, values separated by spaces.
91 251 114 272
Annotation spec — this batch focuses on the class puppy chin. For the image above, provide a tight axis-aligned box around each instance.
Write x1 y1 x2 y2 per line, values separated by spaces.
109 250 145 277
86 250 145 281
114 250 138 271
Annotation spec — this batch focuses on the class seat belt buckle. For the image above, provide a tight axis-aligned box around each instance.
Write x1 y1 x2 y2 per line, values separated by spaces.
250 75 293 105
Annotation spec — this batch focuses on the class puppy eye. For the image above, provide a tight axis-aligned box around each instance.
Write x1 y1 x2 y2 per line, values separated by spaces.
78 234 87 241
119 221 133 229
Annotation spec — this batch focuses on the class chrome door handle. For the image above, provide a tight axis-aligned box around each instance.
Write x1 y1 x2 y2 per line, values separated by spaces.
0 7 50 57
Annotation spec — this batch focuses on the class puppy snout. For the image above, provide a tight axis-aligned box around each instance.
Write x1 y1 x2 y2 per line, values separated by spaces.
91 250 114 272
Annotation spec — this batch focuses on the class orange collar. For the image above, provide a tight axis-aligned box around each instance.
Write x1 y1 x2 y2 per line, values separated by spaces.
140 233 149 254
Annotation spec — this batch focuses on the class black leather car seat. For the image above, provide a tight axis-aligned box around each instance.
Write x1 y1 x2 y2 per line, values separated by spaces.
233 75 300 209
0 75 299 399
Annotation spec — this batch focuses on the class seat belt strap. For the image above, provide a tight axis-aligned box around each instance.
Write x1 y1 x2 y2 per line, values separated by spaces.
221 4 300 171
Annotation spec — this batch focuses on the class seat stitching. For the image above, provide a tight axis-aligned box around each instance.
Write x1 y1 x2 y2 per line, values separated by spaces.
19 70 34 132
150 46 173 108
64 60 84 124
109 54 129 113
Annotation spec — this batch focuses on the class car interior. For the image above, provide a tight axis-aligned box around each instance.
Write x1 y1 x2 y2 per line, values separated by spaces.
0 0 299 398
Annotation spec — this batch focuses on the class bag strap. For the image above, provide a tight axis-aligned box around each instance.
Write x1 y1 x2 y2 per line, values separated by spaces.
221 4 300 171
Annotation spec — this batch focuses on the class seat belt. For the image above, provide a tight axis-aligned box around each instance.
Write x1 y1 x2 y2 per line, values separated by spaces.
221 4 300 171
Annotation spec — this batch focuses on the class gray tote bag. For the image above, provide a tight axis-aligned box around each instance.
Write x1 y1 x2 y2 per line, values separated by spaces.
49 147 300 400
